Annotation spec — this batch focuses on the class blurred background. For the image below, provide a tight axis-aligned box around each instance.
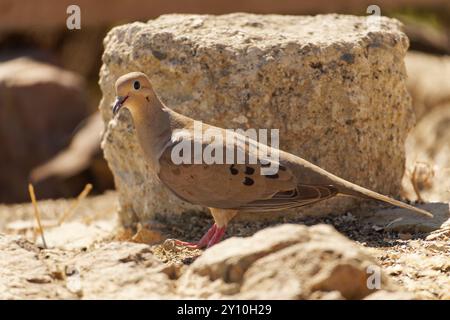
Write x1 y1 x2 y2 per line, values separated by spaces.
0 0 449 204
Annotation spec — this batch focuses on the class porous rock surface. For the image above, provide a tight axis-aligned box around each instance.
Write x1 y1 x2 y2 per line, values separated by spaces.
0 234 176 299
99 13 414 225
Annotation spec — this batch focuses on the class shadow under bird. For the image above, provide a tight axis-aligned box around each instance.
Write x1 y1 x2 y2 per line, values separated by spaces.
112 72 432 248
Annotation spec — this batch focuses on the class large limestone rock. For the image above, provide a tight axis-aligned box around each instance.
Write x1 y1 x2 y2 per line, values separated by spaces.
99 13 414 225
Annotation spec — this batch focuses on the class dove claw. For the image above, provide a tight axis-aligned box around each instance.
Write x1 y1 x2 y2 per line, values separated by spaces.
173 239 199 249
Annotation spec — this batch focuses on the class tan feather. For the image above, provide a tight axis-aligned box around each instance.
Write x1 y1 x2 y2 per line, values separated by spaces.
114 72 433 225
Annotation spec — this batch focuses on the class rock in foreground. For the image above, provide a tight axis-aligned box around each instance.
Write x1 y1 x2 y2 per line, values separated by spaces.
1 224 414 300
0 234 176 299
99 13 413 225
178 224 399 299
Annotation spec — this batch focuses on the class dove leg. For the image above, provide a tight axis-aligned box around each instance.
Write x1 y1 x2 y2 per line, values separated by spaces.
205 208 238 248
206 226 226 248
173 224 217 249
196 224 217 247
174 209 237 249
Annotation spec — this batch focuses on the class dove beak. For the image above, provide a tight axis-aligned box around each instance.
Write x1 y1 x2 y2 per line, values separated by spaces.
112 96 128 115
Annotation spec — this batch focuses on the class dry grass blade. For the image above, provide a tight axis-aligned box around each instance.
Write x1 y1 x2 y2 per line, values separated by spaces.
58 183 93 225
28 183 48 249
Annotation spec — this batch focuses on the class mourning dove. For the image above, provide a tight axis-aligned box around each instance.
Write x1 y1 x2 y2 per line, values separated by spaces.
112 72 432 248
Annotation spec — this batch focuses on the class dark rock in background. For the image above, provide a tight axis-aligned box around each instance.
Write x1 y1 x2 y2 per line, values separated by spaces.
0 58 100 202
30 112 114 196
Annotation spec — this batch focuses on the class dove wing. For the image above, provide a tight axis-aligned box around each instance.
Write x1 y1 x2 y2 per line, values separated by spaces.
157 130 338 211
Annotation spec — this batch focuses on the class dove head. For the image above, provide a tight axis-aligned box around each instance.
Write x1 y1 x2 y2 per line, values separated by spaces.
112 72 155 115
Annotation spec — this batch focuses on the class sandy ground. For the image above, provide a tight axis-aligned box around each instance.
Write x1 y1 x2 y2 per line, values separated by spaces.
0 191 448 299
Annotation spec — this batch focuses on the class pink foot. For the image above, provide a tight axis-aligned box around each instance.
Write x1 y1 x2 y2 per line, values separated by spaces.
206 226 226 248
197 224 217 248
173 239 199 249
173 224 226 249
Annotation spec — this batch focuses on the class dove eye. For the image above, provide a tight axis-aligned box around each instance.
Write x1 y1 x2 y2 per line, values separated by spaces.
133 80 141 90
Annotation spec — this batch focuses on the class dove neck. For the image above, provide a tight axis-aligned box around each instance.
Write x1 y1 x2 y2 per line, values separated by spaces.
130 99 171 172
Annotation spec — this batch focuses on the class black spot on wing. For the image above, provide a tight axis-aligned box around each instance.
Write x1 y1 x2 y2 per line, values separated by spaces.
243 177 254 186
229 164 239 175
245 166 255 175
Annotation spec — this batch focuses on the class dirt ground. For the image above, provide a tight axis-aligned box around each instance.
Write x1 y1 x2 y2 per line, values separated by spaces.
0 191 448 299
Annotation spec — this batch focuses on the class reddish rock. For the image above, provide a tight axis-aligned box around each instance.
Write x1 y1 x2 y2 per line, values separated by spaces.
30 112 114 196
0 57 90 202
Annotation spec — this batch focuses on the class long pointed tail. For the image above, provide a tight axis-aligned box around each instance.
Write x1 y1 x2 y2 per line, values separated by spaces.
337 182 433 218
289 154 434 218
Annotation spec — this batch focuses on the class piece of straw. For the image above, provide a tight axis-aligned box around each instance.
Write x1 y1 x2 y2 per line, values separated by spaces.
58 183 92 225
28 183 48 249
